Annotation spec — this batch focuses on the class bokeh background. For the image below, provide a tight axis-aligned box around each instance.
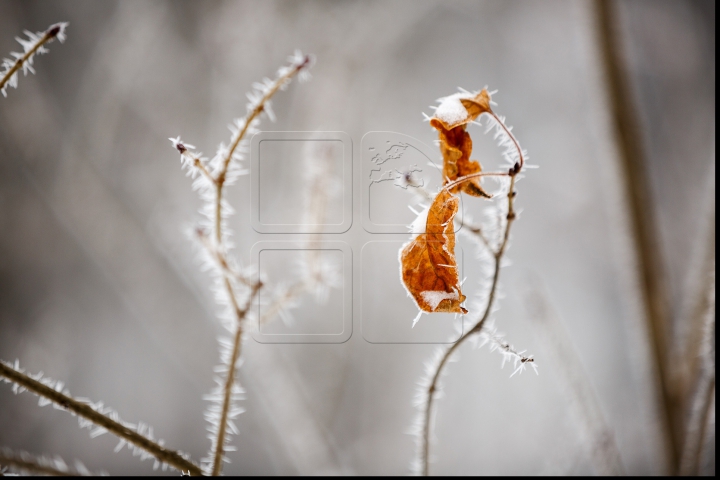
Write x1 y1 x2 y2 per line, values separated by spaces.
0 0 714 475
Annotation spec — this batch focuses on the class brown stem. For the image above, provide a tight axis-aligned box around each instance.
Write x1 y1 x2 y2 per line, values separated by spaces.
442 171 509 193
193 157 217 185
679 268 715 475
214 56 310 245
421 175 517 476
594 0 678 471
206 54 308 475
0 450 81 477
0 25 63 93
489 112 525 170
210 280 262 476
0 362 202 476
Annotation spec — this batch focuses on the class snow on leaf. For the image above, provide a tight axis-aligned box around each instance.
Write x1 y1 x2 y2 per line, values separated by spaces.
430 88 494 198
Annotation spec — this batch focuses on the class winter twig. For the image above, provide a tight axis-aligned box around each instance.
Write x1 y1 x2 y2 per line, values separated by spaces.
0 22 68 97
420 169 520 476
0 448 90 477
0 361 201 476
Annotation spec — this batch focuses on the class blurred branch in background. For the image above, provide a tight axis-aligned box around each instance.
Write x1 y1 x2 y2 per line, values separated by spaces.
594 0 679 472
524 279 624 475
679 252 715 475
0 447 90 476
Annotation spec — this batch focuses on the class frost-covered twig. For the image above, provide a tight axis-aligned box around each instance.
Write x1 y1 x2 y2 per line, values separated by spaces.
0 360 201 476
0 448 92 476
0 22 68 97
259 281 309 326
475 321 538 378
412 91 530 475
417 172 519 476
172 50 313 476
206 280 261 477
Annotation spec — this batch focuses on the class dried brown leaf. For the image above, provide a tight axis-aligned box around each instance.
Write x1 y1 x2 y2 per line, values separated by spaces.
400 189 467 314
430 89 493 198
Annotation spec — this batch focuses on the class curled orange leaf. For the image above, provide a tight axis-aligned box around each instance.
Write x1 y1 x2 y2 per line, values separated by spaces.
400 189 467 314
430 89 493 198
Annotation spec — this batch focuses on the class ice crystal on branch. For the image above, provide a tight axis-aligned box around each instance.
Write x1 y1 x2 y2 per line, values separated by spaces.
0 22 68 97
473 321 539 377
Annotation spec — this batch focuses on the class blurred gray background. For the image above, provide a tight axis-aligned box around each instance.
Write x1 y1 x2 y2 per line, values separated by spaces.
0 0 714 475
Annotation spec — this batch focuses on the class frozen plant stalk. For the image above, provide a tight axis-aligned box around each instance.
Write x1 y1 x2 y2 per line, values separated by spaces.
171 50 313 476
0 22 68 97
401 88 535 475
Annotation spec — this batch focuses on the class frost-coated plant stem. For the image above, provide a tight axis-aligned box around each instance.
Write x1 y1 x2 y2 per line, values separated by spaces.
0 362 202 476
0 449 87 477
0 23 67 97
421 173 518 476
210 281 261 477
214 55 311 246
171 52 313 475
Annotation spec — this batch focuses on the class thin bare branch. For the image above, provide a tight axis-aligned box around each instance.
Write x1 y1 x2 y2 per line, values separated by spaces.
206 55 311 476
0 361 202 476
210 280 262 477
594 0 678 470
1 23 68 97
0 448 89 477
420 172 518 476
214 54 311 245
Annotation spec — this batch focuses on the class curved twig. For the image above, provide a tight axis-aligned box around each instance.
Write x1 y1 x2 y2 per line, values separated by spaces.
421 173 518 476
